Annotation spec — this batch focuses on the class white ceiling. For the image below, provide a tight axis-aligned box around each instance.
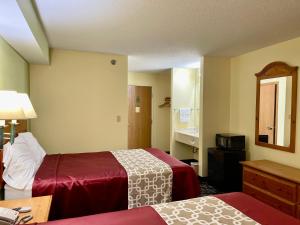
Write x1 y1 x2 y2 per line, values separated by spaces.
8 0 300 71
0 0 40 63
0 0 49 64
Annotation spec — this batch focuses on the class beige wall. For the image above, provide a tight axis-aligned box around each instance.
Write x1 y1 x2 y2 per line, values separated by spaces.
200 57 231 176
230 36 300 169
128 70 171 151
30 49 128 154
0 36 29 93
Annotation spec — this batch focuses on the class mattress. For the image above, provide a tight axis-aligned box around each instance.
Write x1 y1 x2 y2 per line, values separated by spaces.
4 184 32 200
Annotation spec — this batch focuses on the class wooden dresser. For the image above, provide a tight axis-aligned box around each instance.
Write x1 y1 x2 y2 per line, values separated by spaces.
241 160 300 219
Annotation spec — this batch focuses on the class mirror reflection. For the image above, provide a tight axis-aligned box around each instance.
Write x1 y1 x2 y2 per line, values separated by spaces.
258 76 292 147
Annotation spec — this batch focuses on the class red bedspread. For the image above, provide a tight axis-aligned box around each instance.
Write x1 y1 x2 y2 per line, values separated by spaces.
32 148 200 220
35 193 299 225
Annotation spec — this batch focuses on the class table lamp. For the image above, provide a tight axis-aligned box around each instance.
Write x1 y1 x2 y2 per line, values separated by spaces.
8 93 38 144
0 91 26 147
0 91 37 146
18 93 37 119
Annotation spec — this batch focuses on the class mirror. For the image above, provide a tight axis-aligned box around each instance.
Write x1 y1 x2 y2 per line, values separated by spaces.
255 62 298 153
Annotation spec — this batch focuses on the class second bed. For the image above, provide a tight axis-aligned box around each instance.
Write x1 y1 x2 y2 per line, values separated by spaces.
2 133 200 220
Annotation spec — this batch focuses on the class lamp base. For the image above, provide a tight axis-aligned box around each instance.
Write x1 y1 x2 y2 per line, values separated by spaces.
0 126 4 148
9 121 18 145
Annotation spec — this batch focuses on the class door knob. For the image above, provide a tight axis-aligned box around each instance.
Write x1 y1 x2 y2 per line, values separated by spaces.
267 126 273 130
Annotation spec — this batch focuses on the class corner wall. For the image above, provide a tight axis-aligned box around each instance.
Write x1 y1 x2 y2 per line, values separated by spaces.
30 49 128 154
200 56 231 176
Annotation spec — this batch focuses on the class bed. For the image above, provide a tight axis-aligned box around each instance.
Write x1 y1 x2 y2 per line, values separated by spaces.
32 192 299 225
1 132 200 220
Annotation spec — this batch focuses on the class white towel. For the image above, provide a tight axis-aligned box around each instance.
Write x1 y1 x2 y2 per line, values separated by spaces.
179 108 191 123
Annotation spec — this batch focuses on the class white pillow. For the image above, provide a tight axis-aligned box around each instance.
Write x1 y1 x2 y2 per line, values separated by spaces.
3 142 13 168
15 132 46 167
2 142 37 189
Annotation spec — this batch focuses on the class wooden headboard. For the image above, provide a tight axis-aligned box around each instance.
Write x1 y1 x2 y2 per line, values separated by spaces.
0 120 28 189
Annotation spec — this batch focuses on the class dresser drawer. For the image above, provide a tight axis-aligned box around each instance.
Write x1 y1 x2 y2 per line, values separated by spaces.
297 205 300 219
243 183 296 216
243 167 297 202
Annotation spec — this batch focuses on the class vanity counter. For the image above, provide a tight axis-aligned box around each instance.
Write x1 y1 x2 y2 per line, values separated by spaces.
174 128 199 147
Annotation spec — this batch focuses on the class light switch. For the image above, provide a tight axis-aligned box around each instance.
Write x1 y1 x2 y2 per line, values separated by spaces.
135 107 140 113
117 115 121 122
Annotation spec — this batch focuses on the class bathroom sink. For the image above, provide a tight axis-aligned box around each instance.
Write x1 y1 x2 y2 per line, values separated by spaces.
174 128 199 147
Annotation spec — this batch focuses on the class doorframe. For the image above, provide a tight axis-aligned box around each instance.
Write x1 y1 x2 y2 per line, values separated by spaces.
259 82 279 145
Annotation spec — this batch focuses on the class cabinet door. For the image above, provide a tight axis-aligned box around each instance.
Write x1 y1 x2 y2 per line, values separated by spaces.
208 148 224 185
224 151 245 191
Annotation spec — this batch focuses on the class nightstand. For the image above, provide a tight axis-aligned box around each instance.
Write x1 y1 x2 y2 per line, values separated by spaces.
0 195 52 223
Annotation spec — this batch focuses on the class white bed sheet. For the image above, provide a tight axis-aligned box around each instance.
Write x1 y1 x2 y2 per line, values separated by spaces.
4 184 32 200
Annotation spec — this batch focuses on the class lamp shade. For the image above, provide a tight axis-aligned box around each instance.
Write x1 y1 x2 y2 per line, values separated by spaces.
18 93 37 119
0 91 26 120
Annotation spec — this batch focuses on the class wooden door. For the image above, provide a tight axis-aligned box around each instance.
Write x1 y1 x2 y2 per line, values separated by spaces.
259 83 278 144
128 86 152 149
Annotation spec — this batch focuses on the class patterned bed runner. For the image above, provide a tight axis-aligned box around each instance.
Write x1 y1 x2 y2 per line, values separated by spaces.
111 149 173 209
151 196 261 225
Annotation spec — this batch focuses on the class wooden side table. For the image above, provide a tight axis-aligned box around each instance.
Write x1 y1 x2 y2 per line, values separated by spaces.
0 195 52 223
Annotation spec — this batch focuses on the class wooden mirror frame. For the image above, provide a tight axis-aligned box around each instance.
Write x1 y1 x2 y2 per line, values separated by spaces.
255 61 298 153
